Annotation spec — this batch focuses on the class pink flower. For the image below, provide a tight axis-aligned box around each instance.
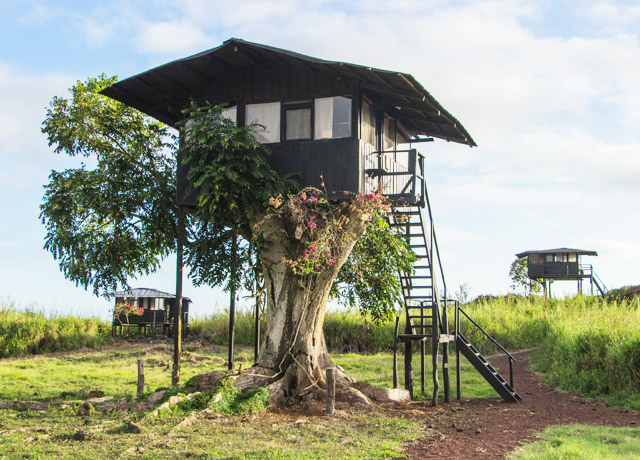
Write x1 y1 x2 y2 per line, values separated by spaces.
310 196 318 201
328 258 335 266
307 221 317 228
320 181 325 188
309 245 316 252
343 191 350 196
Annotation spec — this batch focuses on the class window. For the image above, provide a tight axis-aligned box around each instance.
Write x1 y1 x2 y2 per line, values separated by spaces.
284 101 312 140
246 102 281 143
361 100 376 146
222 106 237 122
545 254 553 263
568 253 577 263
383 116 396 151
315 96 352 139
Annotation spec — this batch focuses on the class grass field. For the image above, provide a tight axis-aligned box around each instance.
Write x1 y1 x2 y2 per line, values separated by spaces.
0 342 492 460
508 425 640 460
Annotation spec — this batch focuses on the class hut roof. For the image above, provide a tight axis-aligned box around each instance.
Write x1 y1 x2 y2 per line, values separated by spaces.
101 38 475 147
111 288 191 302
515 248 598 258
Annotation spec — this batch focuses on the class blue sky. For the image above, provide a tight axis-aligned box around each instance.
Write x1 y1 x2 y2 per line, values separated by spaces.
1 0 639 319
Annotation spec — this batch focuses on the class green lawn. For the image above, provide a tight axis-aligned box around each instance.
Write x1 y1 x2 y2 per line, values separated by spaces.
508 425 640 460
0 343 432 460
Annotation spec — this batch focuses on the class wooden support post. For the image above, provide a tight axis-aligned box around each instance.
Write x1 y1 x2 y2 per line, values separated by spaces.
392 316 399 389
442 303 450 403
443 341 450 403
228 286 236 370
456 345 461 401
254 281 261 364
137 360 145 396
326 368 335 416
152 310 157 340
404 314 414 399
172 205 185 387
420 340 425 394
228 233 238 370
431 303 439 406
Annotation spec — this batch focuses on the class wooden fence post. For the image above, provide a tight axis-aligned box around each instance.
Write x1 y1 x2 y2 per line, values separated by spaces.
326 368 335 416
137 360 145 396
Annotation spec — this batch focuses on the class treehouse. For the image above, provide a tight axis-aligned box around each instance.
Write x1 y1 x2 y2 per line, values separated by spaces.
515 248 607 296
101 39 523 406
100 38 475 207
111 288 191 337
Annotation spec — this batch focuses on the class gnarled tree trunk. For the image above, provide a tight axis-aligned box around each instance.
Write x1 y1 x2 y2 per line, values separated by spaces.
234 198 370 405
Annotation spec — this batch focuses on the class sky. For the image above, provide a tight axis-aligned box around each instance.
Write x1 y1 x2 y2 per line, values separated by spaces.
1 0 639 320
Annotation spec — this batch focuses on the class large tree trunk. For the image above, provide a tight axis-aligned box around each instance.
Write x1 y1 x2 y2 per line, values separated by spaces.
234 197 370 405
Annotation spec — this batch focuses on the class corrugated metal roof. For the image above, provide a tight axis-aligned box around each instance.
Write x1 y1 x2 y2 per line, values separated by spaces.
515 248 598 258
101 38 476 147
111 288 191 302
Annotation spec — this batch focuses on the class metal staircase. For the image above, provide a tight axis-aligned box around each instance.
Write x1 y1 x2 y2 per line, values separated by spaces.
457 333 521 402
368 147 521 404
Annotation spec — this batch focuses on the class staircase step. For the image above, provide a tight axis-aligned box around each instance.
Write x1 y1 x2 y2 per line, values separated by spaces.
400 275 432 279
397 333 430 341
456 333 522 403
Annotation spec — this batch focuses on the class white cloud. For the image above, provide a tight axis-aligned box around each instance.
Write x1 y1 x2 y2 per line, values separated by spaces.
135 20 212 55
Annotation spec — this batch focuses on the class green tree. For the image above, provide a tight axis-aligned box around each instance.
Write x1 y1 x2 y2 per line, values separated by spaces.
509 257 542 295
41 79 415 403
40 75 177 295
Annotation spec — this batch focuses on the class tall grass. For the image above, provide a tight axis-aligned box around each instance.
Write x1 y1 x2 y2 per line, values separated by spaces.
462 294 640 408
0 305 111 358
190 310 398 353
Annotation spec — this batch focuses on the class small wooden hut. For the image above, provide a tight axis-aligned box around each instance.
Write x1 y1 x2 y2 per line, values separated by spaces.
111 288 191 337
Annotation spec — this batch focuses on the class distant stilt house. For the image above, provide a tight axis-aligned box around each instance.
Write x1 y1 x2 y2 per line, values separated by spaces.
515 248 607 296
111 288 191 338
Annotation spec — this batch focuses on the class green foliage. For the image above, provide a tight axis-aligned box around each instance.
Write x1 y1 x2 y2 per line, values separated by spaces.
332 214 416 323
181 103 297 292
208 378 270 414
40 74 177 295
509 257 542 294
0 305 110 358
605 285 640 302
508 425 640 460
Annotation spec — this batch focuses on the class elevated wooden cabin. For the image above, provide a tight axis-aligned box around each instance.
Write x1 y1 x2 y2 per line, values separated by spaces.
515 248 606 296
101 38 475 206
112 288 191 337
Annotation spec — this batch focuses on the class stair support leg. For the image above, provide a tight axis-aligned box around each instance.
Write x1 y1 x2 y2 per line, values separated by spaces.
404 312 413 399
456 345 461 401
392 316 399 389
420 340 425 395
443 341 450 403
404 338 413 400
432 337 439 406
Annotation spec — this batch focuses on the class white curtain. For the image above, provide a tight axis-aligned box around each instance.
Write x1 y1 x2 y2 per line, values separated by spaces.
246 102 281 143
286 108 311 139
222 106 237 122
314 97 333 139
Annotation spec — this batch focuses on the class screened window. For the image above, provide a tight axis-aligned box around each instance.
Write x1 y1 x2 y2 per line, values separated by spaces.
383 116 396 151
285 105 311 140
222 106 237 122
315 96 352 139
361 100 376 146
246 102 281 143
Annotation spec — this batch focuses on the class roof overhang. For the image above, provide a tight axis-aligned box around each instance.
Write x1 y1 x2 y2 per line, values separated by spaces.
100 38 476 147
516 248 598 258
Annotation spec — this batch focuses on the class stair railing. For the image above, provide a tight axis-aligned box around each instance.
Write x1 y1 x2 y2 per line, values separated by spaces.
458 306 516 388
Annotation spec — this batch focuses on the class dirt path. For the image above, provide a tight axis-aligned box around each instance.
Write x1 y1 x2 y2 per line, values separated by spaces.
404 349 640 459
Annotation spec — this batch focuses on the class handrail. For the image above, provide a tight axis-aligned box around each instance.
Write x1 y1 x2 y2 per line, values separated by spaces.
458 306 516 362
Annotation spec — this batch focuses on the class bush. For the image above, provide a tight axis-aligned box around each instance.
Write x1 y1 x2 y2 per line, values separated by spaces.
0 304 111 358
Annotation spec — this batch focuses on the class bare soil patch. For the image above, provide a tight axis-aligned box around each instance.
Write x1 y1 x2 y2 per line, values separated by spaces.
403 349 640 459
